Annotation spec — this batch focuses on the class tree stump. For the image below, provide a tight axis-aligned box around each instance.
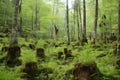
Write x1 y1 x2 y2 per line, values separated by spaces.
36 48 45 58
21 62 39 80
3 28 10 33
6 46 21 67
72 62 101 80
64 48 73 60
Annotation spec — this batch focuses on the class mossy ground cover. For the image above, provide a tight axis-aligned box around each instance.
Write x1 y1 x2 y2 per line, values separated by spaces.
0 35 120 80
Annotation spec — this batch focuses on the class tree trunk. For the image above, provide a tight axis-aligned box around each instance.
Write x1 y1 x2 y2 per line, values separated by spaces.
71 10 75 41
19 0 22 33
73 8 76 41
53 0 59 41
30 6 34 30
92 0 98 44
3 0 8 27
11 0 19 45
109 2 112 37
81 0 87 44
35 0 40 30
77 7 80 41
78 0 82 39
32 8 34 30
83 0 86 39
66 0 70 45
117 0 120 59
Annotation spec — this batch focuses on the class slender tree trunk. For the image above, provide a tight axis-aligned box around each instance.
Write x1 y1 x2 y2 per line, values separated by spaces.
3 0 8 27
72 2 76 41
109 0 112 36
117 0 120 59
35 0 38 30
83 0 86 39
53 0 59 41
35 0 39 30
71 11 75 41
73 8 76 41
30 6 34 30
19 0 22 33
109 1 112 36
92 0 98 44
11 0 19 45
32 8 34 30
66 0 70 45
78 0 82 38
77 7 80 41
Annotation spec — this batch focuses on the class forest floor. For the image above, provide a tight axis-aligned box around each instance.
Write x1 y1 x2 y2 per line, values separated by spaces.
0 32 120 80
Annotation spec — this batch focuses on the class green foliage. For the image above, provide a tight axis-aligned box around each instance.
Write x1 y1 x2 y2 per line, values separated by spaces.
20 49 37 65
0 36 119 80
18 38 29 46
0 66 22 80
0 0 120 80
36 39 47 48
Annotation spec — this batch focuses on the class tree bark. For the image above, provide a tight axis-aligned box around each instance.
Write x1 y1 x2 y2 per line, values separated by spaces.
117 0 120 59
83 0 86 39
11 0 19 45
77 7 80 41
72 8 76 41
92 0 98 44
19 0 22 33
66 0 70 45
35 0 40 30
30 6 34 30
3 0 8 27
53 0 59 41
32 8 34 30
78 0 82 39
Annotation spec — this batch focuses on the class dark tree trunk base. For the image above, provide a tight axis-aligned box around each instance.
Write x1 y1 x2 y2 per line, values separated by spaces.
6 46 21 67
21 62 39 80
81 38 88 46
72 62 101 80
64 48 73 60
36 48 45 58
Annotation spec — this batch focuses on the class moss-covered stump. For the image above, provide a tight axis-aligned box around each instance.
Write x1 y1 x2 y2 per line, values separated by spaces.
64 48 73 60
36 48 45 58
21 62 39 80
72 62 101 80
2 27 10 33
6 46 21 67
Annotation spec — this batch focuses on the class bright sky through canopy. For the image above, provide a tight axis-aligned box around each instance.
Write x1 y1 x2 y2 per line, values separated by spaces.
61 0 72 8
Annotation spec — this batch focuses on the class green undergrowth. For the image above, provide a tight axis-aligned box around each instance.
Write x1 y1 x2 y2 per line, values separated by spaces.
0 65 22 80
0 37 120 80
